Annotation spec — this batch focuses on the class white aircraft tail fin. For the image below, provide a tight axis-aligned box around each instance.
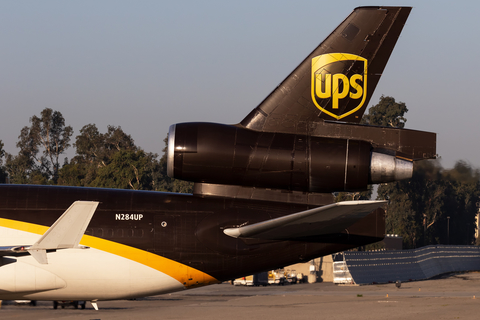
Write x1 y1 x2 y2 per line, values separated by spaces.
27 201 99 264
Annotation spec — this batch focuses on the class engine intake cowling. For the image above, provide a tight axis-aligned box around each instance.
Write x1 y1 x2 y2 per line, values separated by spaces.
167 122 412 192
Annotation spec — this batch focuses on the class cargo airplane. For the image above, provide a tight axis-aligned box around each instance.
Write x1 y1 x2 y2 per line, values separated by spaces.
0 6 435 309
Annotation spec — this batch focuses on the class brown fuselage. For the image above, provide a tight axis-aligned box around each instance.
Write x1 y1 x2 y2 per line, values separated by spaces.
0 184 384 281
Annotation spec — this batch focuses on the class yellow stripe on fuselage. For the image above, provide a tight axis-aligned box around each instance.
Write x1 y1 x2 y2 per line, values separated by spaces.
0 218 219 288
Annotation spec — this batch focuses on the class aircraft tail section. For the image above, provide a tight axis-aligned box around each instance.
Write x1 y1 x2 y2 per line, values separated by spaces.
167 6 436 196
241 6 411 132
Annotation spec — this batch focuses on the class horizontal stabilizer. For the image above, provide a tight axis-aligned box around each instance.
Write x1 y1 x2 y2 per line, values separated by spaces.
27 201 99 264
223 200 386 241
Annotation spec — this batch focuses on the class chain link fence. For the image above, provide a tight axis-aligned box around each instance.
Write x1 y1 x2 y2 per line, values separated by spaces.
333 245 480 285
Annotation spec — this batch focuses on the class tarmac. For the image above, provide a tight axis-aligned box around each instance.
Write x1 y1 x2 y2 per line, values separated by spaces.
1 272 480 320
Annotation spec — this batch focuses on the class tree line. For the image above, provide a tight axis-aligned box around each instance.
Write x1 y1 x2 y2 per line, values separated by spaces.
0 108 192 193
1 97 479 248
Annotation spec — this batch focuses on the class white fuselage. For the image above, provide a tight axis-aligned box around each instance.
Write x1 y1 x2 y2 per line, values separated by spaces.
0 226 186 300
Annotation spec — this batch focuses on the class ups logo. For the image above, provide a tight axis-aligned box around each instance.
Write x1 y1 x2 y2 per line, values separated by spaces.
311 53 367 120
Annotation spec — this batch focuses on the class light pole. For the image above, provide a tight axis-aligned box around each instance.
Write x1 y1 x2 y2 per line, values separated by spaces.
423 213 427 246
447 216 450 245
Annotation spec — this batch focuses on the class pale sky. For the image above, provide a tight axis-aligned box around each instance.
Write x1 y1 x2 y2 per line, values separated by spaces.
1 1 479 169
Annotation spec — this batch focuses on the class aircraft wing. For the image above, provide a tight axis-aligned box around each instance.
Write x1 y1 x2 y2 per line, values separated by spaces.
223 200 386 241
0 201 99 264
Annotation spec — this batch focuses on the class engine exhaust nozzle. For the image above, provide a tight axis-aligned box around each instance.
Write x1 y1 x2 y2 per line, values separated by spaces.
369 152 413 184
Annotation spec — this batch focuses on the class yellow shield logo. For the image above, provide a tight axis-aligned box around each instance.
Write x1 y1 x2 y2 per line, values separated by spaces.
311 53 367 120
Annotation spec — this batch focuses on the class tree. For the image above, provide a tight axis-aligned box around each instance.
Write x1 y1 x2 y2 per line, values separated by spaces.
377 160 480 248
60 124 137 187
361 95 408 128
0 140 7 183
441 161 480 245
7 108 73 184
58 124 182 192
5 152 47 184
73 124 106 165
56 158 86 187
90 149 157 190
75 124 136 164
378 160 443 248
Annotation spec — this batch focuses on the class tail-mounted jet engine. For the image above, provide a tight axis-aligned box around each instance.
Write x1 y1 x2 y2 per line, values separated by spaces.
167 122 412 193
